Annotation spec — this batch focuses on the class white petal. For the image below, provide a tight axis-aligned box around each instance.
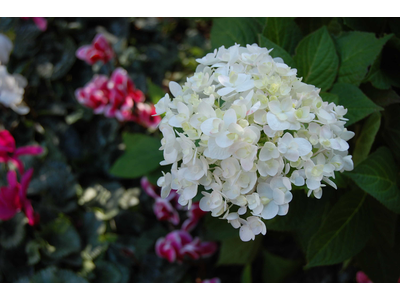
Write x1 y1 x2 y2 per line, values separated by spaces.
169 81 182 97
239 225 255 242
261 202 279 220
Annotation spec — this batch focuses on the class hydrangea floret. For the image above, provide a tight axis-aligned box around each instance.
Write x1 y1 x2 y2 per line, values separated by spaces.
155 43 354 242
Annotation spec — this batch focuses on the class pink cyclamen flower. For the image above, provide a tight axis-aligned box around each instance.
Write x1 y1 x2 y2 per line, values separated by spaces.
0 169 39 226
76 33 114 65
0 130 43 174
21 17 47 31
155 230 217 263
200 278 221 283
181 202 207 232
75 75 110 114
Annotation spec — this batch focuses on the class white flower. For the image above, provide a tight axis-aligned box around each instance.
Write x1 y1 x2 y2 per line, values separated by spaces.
156 43 355 242
0 66 29 115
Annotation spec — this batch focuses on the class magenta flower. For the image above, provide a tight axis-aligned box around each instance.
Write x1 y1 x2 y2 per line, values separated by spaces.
76 33 114 65
21 17 47 31
0 169 39 226
0 130 43 174
181 202 207 232
0 170 20 221
155 230 217 263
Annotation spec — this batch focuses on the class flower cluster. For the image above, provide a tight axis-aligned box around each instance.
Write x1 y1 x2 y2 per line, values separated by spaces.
141 177 215 263
156 43 355 242
75 68 160 128
0 34 29 115
0 130 42 225
155 230 217 263
76 33 114 65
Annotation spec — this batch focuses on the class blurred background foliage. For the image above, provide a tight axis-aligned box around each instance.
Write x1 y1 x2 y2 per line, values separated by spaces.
1 17 400 283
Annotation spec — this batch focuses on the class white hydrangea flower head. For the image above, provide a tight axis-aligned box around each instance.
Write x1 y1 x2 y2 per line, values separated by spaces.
0 65 29 115
156 43 355 242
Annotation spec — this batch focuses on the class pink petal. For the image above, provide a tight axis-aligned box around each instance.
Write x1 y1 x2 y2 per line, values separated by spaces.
14 145 43 157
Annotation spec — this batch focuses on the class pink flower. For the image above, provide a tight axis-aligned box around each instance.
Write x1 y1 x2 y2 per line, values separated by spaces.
0 169 39 226
153 199 180 226
356 271 373 283
200 278 221 283
75 75 109 114
0 130 43 174
76 34 114 65
141 177 180 225
133 102 161 130
181 202 207 232
155 230 218 263
21 17 47 31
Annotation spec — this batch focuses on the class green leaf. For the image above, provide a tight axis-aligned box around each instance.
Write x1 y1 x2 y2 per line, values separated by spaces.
94 261 122 283
364 53 393 90
262 17 303 55
29 267 88 283
306 191 372 268
109 133 163 178
241 264 252 283
147 78 166 104
343 17 387 34
258 34 295 67
352 112 381 166
330 82 382 126
362 85 400 108
345 147 400 214
41 215 81 259
0 213 26 249
293 26 339 91
320 92 339 104
262 250 302 283
26 240 41 265
382 104 400 162
217 236 262 266
202 214 238 241
335 32 393 86
210 17 266 49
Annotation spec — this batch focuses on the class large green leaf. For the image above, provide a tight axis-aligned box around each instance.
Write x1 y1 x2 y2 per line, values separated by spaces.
109 133 163 179
258 35 295 67
364 53 393 90
210 17 266 49
346 147 400 214
262 17 302 55
352 112 381 166
306 190 372 268
262 250 302 283
293 26 339 91
335 32 393 86
330 82 382 126
217 236 262 266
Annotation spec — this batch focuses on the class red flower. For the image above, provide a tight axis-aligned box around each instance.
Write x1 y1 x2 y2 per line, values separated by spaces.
76 34 114 65
133 102 161 130
0 130 43 174
0 169 39 226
